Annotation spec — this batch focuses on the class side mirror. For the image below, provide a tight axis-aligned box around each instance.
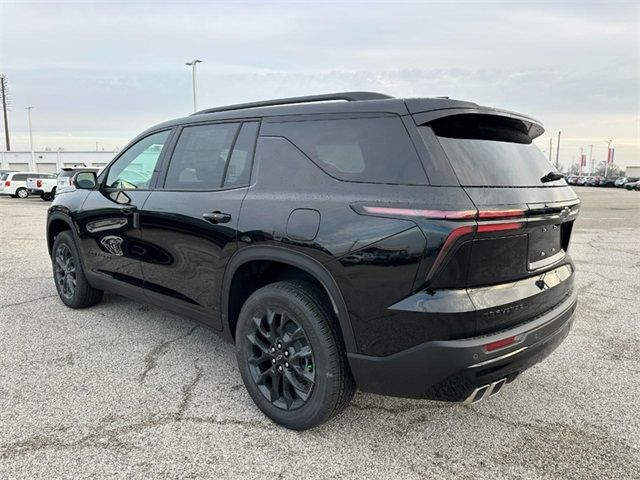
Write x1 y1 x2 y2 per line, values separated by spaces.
73 171 98 189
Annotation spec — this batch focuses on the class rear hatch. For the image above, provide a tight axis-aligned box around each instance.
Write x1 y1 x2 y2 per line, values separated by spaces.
414 112 578 335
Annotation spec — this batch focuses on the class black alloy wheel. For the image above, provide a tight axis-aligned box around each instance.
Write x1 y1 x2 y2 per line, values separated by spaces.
246 307 315 410
54 243 77 299
235 281 355 430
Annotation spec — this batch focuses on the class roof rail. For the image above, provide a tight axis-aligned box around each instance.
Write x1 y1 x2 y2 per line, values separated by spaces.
192 91 393 115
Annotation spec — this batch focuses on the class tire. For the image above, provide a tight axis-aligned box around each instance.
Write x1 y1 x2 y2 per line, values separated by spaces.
15 187 29 199
52 231 104 308
41 192 52 201
235 280 355 430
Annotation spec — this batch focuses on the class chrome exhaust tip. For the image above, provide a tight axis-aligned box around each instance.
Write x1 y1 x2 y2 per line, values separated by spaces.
463 378 508 405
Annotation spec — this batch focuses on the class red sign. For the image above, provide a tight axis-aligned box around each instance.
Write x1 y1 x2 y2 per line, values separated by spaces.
607 147 615 164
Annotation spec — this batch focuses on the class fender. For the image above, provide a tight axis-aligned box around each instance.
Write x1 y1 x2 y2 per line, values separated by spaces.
220 245 357 352
46 210 79 256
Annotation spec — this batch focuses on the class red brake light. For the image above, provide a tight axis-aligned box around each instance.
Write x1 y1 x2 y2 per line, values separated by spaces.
477 222 524 233
37 179 42 188
4 180 9 187
361 206 476 220
478 209 525 219
484 336 517 352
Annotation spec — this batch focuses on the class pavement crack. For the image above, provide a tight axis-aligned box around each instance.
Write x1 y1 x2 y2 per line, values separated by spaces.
0 294 57 308
139 325 197 385
177 358 203 418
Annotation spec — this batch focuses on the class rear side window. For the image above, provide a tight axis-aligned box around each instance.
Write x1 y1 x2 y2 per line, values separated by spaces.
13 174 28 181
424 114 561 187
164 123 239 190
275 117 427 185
0 173 8 181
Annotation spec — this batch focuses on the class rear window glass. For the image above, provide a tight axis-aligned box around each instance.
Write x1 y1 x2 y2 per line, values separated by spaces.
0 173 7 181
58 170 75 177
425 115 562 187
275 117 427 185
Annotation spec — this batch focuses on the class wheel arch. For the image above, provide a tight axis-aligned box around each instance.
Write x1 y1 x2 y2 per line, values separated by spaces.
221 246 357 352
47 214 76 256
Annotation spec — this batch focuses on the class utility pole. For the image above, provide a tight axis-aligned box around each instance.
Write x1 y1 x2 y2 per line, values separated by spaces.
579 147 584 176
185 59 203 112
588 144 594 175
26 106 34 170
555 131 561 170
0 74 10 151
548 137 553 165
605 139 612 177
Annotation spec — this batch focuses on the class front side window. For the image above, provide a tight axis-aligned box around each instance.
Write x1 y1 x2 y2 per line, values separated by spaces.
164 123 239 190
105 130 170 189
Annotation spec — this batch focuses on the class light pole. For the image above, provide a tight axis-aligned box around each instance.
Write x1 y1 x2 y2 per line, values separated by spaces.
25 106 34 170
185 59 202 112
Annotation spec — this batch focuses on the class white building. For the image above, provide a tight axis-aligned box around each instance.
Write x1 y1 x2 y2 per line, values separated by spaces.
0 150 116 173
625 166 640 177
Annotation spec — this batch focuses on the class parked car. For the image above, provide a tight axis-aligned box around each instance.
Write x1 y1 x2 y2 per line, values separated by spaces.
576 176 588 186
598 177 619 187
565 175 577 185
624 179 640 191
0 171 41 198
615 177 628 187
27 173 58 200
56 167 100 196
622 177 639 189
47 92 579 430
583 176 598 186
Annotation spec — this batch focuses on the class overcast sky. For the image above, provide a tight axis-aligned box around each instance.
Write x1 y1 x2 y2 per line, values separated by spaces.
0 0 638 169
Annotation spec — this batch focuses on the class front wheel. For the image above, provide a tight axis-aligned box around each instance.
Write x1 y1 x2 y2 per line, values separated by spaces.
15 187 29 199
235 281 355 430
52 231 104 308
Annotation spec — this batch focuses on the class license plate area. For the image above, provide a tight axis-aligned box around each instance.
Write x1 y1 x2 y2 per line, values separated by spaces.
528 224 563 270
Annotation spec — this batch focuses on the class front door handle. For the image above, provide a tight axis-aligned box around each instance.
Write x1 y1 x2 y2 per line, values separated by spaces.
202 211 231 224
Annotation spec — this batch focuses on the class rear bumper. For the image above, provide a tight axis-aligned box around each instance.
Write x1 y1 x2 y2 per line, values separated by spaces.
348 288 577 401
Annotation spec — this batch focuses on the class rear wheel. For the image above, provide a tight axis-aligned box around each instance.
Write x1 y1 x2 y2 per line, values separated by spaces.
41 192 52 201
235 280 355 430
15 187 28 199
52 231 103 308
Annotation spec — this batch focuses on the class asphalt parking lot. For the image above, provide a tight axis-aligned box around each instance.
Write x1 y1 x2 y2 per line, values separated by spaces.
0 187 638 479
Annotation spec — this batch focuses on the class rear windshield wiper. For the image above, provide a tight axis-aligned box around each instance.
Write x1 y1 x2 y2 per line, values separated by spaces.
540 171 564 183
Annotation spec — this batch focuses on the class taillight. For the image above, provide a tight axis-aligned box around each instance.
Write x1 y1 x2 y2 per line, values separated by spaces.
478 209 525 219
4 181 9 187
36 179 42 188
361 206 476 220
477 222 524 233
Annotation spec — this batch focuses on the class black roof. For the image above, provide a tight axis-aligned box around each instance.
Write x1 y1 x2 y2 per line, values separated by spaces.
143 91 544 139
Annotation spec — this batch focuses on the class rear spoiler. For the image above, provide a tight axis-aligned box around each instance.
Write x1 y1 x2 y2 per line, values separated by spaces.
407 102 544 140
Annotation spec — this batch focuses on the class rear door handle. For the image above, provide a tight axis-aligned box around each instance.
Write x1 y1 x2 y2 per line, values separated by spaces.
202 211 231 224
119 205 137 215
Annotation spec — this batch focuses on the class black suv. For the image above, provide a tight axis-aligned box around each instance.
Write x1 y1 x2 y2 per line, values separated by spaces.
47 92 579 429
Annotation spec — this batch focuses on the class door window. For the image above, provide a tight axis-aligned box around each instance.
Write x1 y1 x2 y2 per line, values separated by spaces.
164 123 239 190
224 122 259 188
105 130 170 189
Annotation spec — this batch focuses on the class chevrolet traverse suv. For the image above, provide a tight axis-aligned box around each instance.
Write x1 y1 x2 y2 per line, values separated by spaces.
47 92 579 429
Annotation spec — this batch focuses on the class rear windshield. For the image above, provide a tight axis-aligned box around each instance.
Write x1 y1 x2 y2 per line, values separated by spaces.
424 114 562 187
58 170 75 177
0 173 7 181
272 116 428 185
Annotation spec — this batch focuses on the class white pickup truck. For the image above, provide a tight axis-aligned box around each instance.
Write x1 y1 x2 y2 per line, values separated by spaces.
26 174 58 200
